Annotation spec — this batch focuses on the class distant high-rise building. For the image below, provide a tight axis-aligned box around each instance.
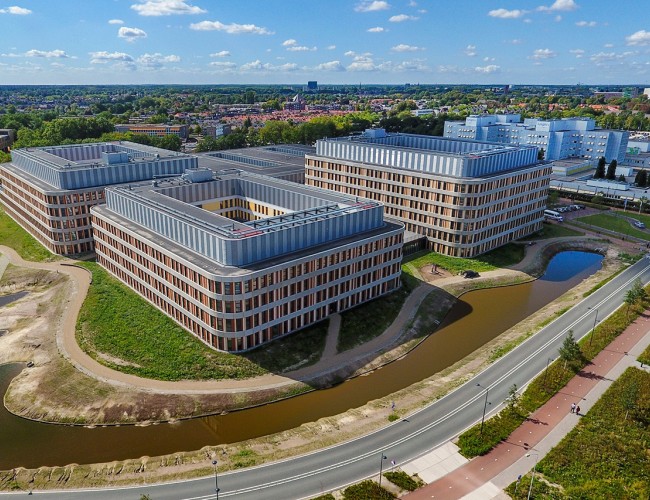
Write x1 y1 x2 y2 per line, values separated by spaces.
307 81 318 91
444 114 628 162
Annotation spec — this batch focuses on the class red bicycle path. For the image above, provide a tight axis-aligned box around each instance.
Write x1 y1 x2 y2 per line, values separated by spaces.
405 310 650 499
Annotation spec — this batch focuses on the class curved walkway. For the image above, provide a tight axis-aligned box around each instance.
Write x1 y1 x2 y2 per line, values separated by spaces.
0 245 432 394
405 307 650 499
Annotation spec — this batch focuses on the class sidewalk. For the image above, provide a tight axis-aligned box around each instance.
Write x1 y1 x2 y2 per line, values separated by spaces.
405 309 650 499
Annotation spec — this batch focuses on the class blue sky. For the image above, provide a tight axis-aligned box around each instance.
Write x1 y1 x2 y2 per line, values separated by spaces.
1 0 649 85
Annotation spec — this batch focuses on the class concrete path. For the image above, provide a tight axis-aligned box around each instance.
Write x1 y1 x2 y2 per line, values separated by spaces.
404 307 650 499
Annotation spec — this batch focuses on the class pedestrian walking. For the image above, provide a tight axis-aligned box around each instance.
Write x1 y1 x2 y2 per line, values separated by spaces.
570 402 576 413
576 405 581 415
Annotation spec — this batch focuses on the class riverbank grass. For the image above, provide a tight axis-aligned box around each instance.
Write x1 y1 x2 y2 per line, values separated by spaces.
0 206 57 262
76 261 329 380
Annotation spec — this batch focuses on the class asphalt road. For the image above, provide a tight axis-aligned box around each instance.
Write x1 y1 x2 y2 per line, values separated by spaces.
9 257 650 500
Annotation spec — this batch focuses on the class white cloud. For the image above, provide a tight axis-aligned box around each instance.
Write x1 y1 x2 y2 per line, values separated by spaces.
240 60 298 72
531 48 557 59
603 43 614 48
475 65 500 74
626 30 650 46
208 61 237 70
575 20 596 27
287 45 317 52
89 51 134 64
347 55 378 71
590 51 636 64
327 45 336 50
25 49 70 59
483 56 495 62
210 50 231 58
437 65 460 74
137 53 180 68
389 14 418 22
569 49 585 58
367 26 385 33
131 0 206 16
355 1 390 13
408 0 417 6
464 44 477 57
554 15 562 22
118 27 148 42
391 44 423 52
282 39 297 47
315 60 346 71
488 9 526 19
537 0 578 12
189 20 274 35
508 38 524 45
108 19 124 25
0 6 32 15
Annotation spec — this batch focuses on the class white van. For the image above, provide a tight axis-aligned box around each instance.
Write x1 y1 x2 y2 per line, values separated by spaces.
544 209 564 222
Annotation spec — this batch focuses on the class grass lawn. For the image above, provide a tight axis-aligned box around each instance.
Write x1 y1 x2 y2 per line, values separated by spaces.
76 261 328 381
403 243 524 277
522 222 584 240
337 275 416 352
507 368 650 499
0 205 58 262
576 212 650 241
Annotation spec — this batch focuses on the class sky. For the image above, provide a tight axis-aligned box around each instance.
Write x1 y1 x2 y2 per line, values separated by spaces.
1 0 650 86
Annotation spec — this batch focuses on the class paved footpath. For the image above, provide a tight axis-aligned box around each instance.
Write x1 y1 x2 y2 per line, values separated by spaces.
405 309 650 500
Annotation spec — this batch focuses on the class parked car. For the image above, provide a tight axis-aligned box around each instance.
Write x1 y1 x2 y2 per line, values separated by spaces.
633 220 646 229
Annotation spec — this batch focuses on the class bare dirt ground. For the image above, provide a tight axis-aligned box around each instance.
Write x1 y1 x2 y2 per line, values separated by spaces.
0 236 633 488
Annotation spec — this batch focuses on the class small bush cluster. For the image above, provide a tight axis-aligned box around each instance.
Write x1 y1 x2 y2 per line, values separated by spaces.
342 480 395 499
383 470 422 491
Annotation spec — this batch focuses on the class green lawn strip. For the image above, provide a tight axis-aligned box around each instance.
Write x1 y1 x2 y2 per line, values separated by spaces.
0 205 58 262
402 243 523 277
383 470 424 492
310 495 335 500
342 480 396 499
506 368 650 499
337 275 415 352
576 213 650 241
75 261 327 381
521 222 584 240
457 288 650 458
638 343 650 366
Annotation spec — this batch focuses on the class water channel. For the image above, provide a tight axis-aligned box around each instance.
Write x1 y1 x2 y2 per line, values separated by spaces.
0 251 603 470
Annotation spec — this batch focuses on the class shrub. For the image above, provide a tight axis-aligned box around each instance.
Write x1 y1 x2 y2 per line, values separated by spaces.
343 480 395 499
383 470 422 491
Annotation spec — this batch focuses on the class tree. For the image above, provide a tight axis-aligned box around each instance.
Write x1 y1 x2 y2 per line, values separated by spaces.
558 330 582 369
618 174 626 182
606 159 618 180
594 157 606 179
506 384 522 416
625 288 638 318
635 170 647 187
537 148 545 161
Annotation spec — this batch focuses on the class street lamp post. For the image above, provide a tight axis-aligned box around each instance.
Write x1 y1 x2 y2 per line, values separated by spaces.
378 452 388 488
589 307 599 346
526 453 539 500
212 460 220 499
542 357 553 391
476 383 490 435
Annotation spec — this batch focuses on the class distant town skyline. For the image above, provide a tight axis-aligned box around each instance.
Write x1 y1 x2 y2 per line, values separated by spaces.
1 0 649 86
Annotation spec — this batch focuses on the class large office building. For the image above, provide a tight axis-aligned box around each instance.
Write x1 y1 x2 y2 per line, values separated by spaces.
305 129 551 258
92 169 403 352
0 142 197 254
444 114 628 162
